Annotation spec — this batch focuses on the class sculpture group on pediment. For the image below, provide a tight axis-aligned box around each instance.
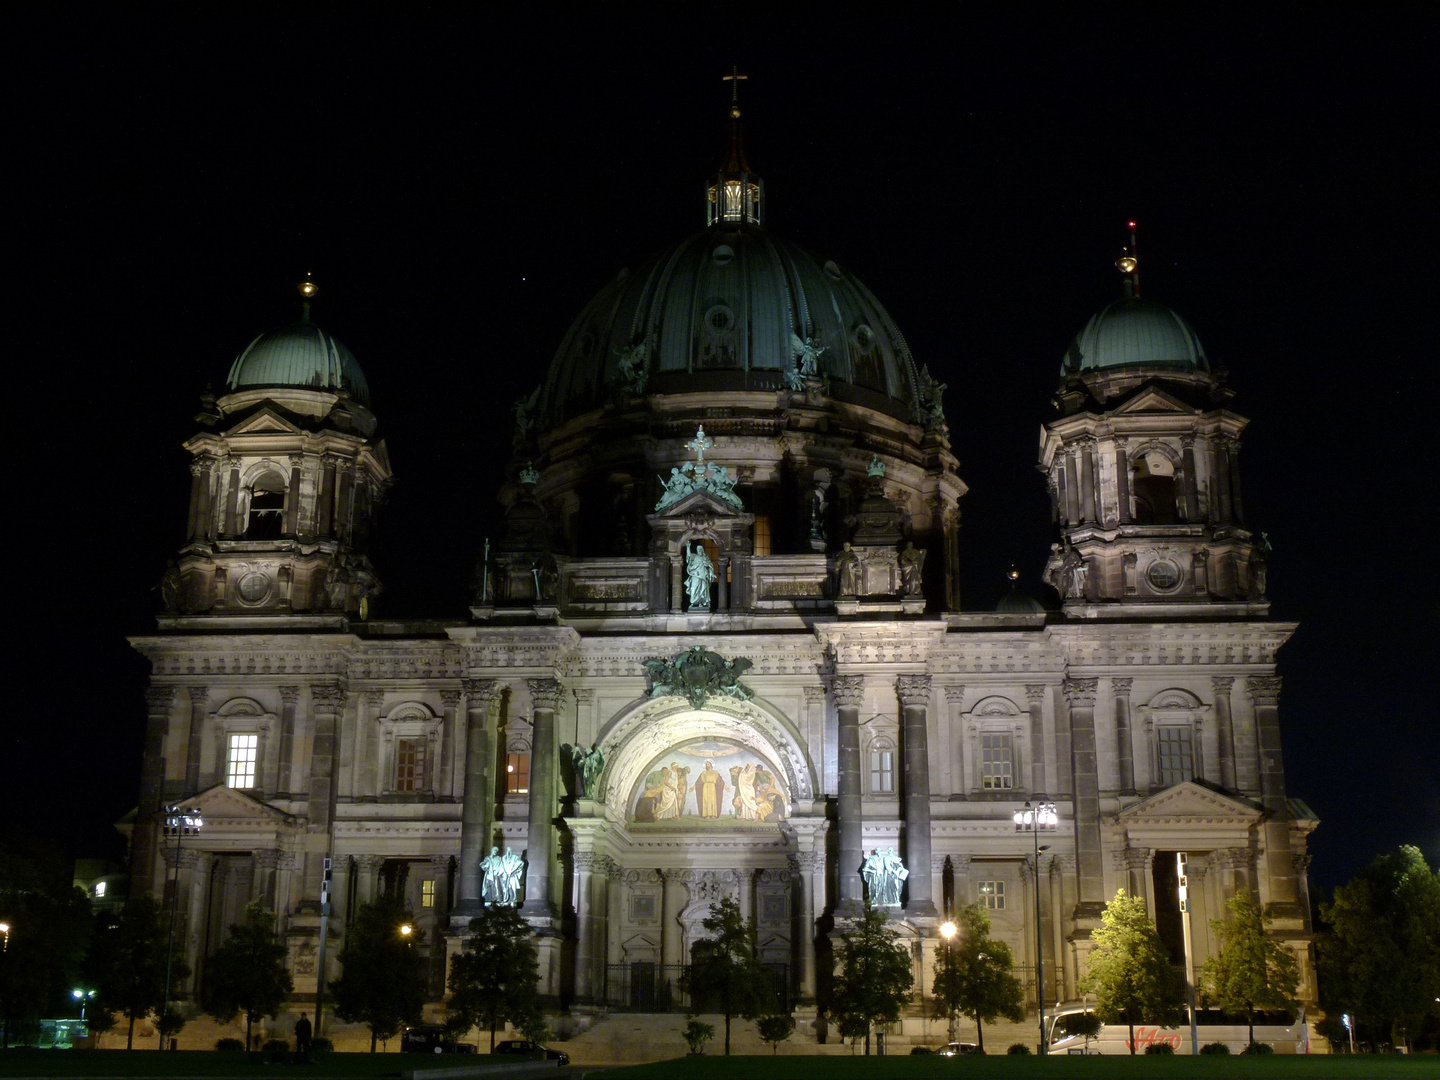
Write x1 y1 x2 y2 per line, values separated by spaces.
642 646 753 709
655 462 744 512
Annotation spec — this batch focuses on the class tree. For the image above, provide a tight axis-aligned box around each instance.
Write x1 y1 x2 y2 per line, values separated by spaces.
446 905 542 1051
1317 846 1440 1051
83 895 181 1049
1202 889 1300 1048
200 902 293 1052
756 1013 794 1054
328 895 428 1052
1082 889 1184 1054
680 896 775 1055
682 1016 714 1054
826 900 913 1055
931 903 1024 1053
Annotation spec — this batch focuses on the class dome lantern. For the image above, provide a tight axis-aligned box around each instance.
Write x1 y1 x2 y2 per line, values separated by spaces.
705 66 763 228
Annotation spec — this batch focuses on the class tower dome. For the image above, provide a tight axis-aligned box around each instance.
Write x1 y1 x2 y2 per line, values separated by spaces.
1061 297 1209 377
226 282 371 406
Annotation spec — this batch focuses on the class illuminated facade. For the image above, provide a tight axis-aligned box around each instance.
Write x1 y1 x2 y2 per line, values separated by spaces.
127 98 1316 1044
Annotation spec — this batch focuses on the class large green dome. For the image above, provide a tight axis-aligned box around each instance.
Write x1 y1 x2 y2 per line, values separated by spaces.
538 224 924 426
1061 297 1209 377
226 321 371 406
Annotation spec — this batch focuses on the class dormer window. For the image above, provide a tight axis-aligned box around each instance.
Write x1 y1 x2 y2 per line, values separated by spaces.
245 471 287 540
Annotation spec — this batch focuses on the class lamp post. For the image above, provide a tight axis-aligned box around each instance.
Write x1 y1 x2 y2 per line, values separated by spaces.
939 920 957 1043
1014 799 1058 1054
1176 852 1199 1055
0 921 10 1049
72 989 96 1022
160 805 203 1050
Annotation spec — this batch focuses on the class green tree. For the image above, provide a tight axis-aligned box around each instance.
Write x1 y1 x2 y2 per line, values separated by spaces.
932 903 1024 1053
328 895 428 1052
680 896 775 1055
446 905 542 1051
826 900 913 1055
682 1016 714 1054
756 1013 794 1054
83 895 181 1049
1082 889 1184 1054
1202 889 1299 1048
199 902 293 1052
1317 846 1440 1051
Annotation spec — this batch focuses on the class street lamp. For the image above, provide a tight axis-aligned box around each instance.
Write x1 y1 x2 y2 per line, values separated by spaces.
1014 799 1058 1054
160 804 203 1050
72 989 97 1022
0 922 9 951
939 921 957 1042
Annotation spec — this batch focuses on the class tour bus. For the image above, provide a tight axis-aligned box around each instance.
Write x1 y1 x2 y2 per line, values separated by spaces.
1046 1003 1308 1054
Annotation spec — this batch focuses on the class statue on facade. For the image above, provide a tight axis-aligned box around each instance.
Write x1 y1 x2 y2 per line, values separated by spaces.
512 389 539 451
791 332 826 377
915 365 948 434
615 339 651 395
898 542 925 596
480 845 524 906
569 743 606 800
684 542 716 610
1248 532 1272 600
836 543 860 596
159 560 181 612
861 848 908 907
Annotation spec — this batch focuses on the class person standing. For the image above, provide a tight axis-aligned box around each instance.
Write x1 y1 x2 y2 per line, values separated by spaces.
294 1012 313 1058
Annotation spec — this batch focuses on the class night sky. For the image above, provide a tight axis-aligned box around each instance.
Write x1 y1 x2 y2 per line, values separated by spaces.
10 7 1436 893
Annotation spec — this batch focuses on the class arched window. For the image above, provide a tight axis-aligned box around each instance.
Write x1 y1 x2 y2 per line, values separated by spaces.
868 736 895 793
1132 451 1178 525
245 471 287 540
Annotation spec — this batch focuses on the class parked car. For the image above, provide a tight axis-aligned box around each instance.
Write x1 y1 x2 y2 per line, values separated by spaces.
494 1038 570 1065
401 1024 476 1054
936 1042 982 1056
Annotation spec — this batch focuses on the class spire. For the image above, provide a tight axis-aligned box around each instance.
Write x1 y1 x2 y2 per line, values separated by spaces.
298 272 318 323
707 67 764 227
1115 221 1140 298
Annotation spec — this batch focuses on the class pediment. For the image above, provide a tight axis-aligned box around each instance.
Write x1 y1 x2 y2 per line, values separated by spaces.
654 486 750 519
1117 781 1261 825
225 407 305 437
1110 386 1195 416
185 784 298 828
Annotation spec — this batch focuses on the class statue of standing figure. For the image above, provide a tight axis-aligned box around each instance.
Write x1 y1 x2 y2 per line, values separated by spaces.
684 542 716 610
480 845 525 906
569 743 606 800
861 847 908 907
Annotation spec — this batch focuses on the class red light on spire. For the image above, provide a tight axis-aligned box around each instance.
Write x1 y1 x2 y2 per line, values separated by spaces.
1127 220 1137 229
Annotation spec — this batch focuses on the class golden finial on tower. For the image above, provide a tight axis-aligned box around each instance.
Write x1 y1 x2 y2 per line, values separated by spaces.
299 273 318 299
1115 221 1140 298
723 65 747 118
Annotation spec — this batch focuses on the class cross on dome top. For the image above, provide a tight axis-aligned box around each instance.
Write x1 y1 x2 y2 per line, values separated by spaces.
686 425 714 462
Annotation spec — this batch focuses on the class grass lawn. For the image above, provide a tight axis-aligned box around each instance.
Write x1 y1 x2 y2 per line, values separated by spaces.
0 1049 412 1077
589 1054 1439 1080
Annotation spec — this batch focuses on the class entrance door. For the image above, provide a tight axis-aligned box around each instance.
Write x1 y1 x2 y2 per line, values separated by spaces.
629 961 657 1009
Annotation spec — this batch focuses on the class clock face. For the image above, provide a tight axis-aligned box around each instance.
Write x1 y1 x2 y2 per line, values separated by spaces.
237 570 272 604
1146 560 1181 591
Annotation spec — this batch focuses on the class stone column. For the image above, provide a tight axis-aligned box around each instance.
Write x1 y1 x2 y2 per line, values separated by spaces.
305 683 345 901
1025 684 1047 795
131 686 175 898
1229 439 1245 523
1114 438 1132 524
277 686 300 798
354 691 383 799
329 856 350 925
222 459 241 537
950 853 972 912
1215 440 1234 523
317 456 337 538
521 678 562 917
176 847 212 997
183 686 208 795
1211 676 1237 790
334 462 355 544
945 685 967 799
833 676 866 911
1112 678 1135 795
1063 452 1081 524
660 869 683 969
604 861 624 995
438 690 460 801
573 852 599 1002
1064 677 1104 904
1248 675 1298 906
285 455 304 537
897 675 936 916
790 851 821 1003
454 679 500 918
1181 437 1200 521
186 459 206 541
354 855 383 906
1055 854 1079 997
1079 441 1097 524
669 554 683 613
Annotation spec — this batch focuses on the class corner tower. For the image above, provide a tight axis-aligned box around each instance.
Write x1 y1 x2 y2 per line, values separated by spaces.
1040 226 1268 614
162 279 392 626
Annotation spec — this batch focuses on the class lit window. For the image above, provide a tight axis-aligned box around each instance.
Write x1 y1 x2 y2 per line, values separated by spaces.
396 738 426 793
227 733 258 788
1157 726 1195 787
421 879 435 908
869 744 895 793
94 881 107 898
506 752 530 794
981 734 1014 790
753 514 772 557
977 880 1006 910
722 181 743 221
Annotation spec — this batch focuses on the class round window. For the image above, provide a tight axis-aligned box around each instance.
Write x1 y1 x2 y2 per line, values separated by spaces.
1145 560 1181 591
704 305 735 334
712 244 735 267
853 324 876 350
237 571 272 605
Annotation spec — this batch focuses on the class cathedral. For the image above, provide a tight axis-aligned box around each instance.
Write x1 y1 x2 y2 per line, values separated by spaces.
127 89 1317 1046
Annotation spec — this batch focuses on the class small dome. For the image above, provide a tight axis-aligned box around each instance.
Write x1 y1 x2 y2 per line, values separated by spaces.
226 322 371 406
996 591 1045 614
1062 298 1208 377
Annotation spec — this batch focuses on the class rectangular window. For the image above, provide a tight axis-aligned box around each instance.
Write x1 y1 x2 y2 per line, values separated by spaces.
395 737 426 793
753 515 772 557
1157 726 1195 787
869 748 895 793
981 733 1014 790
226 733 258 788
421 879 435 908
977 880 1006 910
506 752 530 794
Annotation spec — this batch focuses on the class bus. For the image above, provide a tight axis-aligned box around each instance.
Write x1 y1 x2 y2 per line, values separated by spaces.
1046 1003 1308 1054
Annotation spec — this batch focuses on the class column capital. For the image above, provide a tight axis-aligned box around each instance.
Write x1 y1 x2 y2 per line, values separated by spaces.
832 676 866 708
145 686 176 712
364 690 386 708
949 852 971 871
278 685 301 705
1062 677 1098 707
311 683 347 710
1211 675 1235 693
1246 675 1282 705
527 678 564 711
943 684 967 705
354 853 385 873
895 674 932 708
803 684 828 704
440 689 461 709
930 854 947 874
188 685 210 706
1024 683 1047 703
572 688 596 704
1110 677 1133 695
461 678 501 704
253 849 283 871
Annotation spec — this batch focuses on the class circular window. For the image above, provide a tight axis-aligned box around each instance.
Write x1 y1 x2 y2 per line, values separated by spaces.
823 260 843 281
712 244 735 267
237 571 272 605
704 305 735 334
1145 560 1181 591
853 323 876 350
